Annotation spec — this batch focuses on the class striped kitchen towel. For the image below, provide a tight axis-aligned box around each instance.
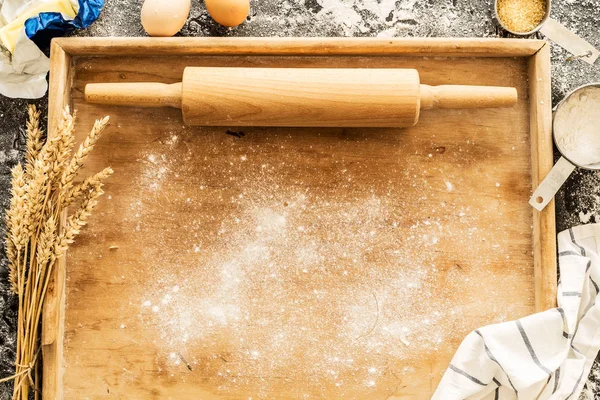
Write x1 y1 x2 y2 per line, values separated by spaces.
433 224 600 400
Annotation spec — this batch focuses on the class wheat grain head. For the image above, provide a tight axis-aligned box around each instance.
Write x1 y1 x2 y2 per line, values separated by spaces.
36 216 56 271
61 167 114 208
24 159 49 236
46 107 76 187
25 105 43 179
6 164 27 293
7 164 28 248
61 115 110 191
54 183 105 259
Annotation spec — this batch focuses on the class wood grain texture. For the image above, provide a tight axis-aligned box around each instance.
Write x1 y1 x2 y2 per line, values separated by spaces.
53 37 545 57
181 67 421 127
419 84 517 110
85 82 183 109
42 40 72 400
528 42 557 311
43 38 555 400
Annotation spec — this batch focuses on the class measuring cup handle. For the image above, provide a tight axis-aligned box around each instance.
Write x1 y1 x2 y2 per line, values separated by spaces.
539 18 600 65
529 156 576 211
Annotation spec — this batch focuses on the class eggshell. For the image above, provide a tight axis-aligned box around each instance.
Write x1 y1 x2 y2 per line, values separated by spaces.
205 0 250 27
141 0 191 37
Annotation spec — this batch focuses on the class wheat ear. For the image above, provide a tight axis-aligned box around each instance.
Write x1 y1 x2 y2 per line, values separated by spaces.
55 183 105 259
46 107 76 187
25 106 43 179
6 164 28 248
61 116 110 191
61 167 114 208
5 238 18 294
24 159 49 237
36 216 56 271
6 164 27 293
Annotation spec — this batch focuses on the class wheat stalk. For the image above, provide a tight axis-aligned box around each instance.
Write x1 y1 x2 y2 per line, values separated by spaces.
3 106 112 400
24 105 43 180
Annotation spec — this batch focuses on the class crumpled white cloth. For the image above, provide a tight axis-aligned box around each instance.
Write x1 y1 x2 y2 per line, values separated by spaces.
0 0 77 99
433 224 600 400
0 29 49 98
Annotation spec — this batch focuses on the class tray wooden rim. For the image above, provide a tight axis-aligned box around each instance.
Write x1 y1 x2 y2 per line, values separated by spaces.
42 37 556 399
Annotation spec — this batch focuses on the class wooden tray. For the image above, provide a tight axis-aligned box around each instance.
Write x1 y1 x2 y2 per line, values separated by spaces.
42 38 556 400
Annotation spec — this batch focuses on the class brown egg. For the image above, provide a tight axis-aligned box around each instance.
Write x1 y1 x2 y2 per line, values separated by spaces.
205 0 250 27
141 0 191 37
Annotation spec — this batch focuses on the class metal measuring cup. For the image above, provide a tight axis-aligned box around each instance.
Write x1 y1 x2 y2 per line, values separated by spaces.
494 0 599 65
530 83 600 211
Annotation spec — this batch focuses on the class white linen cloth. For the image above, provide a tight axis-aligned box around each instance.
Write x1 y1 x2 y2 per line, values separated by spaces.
0 29 49 98
0 0 79 98
433 224 600 400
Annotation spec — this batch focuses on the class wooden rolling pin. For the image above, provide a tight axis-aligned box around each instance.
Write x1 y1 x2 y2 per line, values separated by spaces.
85 67 518 128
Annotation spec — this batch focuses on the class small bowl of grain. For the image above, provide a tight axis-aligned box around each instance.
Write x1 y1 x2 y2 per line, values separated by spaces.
495 0 550 35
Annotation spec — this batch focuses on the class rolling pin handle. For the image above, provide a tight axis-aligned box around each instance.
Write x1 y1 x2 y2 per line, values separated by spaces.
85 82 183 109
420 84 518 110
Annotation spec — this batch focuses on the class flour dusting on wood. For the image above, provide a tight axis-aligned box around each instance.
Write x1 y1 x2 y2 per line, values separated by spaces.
92 126 536 397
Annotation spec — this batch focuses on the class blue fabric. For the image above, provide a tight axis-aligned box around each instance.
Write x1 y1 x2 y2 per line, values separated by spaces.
23 0 103 48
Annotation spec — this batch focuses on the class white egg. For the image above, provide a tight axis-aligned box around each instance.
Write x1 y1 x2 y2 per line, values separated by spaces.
141 0 191 37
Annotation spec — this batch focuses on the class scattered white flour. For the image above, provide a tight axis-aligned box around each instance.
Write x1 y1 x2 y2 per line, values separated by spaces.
580 210 594 224
313 0 419 34
555 86 600 167
141 153 169 191
108 128 530 397
318 0 396 25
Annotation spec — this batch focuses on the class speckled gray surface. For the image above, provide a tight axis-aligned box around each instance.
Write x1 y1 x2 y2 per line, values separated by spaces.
0 0 599 398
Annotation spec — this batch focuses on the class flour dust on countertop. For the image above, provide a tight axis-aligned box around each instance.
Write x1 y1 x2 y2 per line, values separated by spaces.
88 126 535 398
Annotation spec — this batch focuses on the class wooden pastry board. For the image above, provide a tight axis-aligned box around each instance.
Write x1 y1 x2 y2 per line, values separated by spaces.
42 38 556 399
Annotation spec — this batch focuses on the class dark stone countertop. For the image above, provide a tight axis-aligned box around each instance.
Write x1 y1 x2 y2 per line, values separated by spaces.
0 0 599 398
